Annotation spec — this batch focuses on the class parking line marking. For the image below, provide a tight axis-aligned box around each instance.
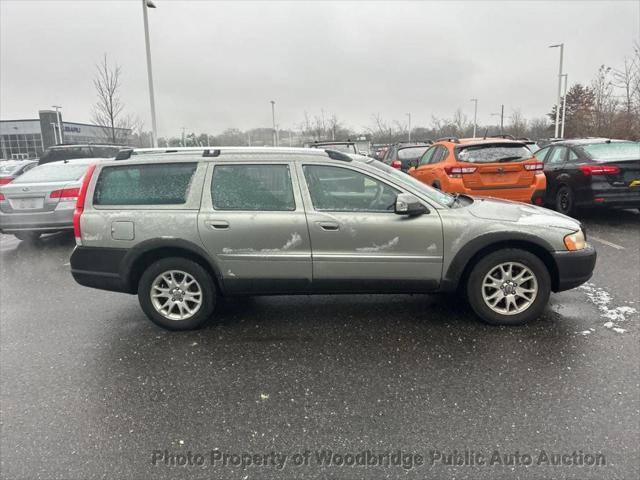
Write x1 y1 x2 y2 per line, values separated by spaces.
589 236 625 250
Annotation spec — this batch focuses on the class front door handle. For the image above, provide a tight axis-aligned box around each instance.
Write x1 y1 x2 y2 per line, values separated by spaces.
318 221 339 231
206 220 229 230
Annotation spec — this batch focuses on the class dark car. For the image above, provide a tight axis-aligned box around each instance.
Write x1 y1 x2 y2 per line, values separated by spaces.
38 144 123 165
307 141 360 155
381 142 432 172
0 160 37 185
534 138 640 215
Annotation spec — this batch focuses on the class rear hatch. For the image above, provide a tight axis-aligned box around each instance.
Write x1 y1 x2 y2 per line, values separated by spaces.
454 142 539 190
0 162 90 214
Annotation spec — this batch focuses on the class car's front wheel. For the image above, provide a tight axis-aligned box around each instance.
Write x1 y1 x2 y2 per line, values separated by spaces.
138 257 217 330
466 249 550 326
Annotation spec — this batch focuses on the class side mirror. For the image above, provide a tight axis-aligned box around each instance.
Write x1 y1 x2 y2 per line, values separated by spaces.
394 193 428 217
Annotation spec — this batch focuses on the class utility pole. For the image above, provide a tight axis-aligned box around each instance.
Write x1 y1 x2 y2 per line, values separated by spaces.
181 127 185 147
549 43 564 138
500 104 504 134
406 113 411 142
52 105 63 144
142 0 158 147
270 100 277 146
561 73 568 138
470 98 478 137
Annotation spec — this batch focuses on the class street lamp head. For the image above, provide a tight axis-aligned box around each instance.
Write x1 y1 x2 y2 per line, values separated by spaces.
146 0 157 8
549 44 562 48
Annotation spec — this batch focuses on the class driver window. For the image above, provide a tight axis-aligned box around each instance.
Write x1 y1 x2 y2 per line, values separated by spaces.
303 165 399 213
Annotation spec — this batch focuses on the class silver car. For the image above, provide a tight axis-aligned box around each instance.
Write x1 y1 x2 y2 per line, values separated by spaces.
69 147 596 330
0 159 94 241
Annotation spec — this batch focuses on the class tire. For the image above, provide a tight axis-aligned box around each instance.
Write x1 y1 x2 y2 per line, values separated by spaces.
555 186 574 216
466 248 551 326
138 257 216 331
14 231 41 242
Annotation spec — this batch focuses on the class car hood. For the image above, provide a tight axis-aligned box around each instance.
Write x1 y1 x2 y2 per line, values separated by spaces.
467 196 580 231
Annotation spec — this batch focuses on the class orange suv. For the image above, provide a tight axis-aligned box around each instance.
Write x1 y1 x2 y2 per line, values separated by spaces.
408 137 546 204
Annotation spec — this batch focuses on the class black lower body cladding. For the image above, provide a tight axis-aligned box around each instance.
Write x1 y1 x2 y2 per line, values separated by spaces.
70 246 131 293
551 246 597 292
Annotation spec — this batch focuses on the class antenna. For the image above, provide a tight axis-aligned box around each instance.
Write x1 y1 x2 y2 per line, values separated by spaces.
483 128 488 139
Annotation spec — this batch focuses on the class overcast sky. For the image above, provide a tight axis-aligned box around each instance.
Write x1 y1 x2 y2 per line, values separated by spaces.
1 0 638 137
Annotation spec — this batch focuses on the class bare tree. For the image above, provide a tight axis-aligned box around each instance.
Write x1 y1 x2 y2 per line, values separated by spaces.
91 54 131 144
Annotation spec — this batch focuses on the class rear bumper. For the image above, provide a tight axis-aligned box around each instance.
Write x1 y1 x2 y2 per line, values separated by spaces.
584 191 640 208
0 208 73 233
70 246 132 293
552 246 597 292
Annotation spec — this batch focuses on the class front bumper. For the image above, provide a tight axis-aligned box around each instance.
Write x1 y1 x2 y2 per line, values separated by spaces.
552 245 597 292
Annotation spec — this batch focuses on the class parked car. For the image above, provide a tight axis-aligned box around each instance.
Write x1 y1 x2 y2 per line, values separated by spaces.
38 144 123 165
0 160 38 185
0 159 95 241
534 138 640 215
70 147 595 331
381 142 432 172
408 137 547 204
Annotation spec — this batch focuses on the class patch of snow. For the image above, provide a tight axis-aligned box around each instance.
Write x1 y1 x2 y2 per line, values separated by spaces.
356 237 399 252
577 330 592 335
426 243 437 252
612 327 627 334
579 283 637 334
227 270 236 277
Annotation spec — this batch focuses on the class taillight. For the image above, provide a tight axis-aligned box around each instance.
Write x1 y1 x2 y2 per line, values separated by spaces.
0 177 12 186
73 164 97 242
50 187 81 199
391 160 402 169
579 164 620 176
524 162 544 171
0 193 5 201
444 166 477 177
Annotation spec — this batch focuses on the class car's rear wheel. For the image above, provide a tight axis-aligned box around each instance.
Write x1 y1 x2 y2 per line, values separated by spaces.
14 231 41 242
138 257 216 330
466 249 550 326
555 186 574 216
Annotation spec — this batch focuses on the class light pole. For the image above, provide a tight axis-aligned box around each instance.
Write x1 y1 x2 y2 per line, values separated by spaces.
470 98 478 137
406 113 411 142
549 43 564 138
142 0 158 147
52 105 63 143
270 100 277 146
561 73 568 138
490 105 505 135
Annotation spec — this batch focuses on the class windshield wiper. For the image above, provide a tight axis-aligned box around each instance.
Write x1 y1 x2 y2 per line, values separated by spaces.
496 156 523 163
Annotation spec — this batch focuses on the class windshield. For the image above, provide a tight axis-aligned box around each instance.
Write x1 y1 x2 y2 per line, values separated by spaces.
315 143 357 153
12 162 90 183
367 159 454 206
456 144 533 163
0 162 24 175
398 146 429 160
580 142 640 161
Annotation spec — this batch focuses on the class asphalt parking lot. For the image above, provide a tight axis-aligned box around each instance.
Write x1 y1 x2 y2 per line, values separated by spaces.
1 209 638 480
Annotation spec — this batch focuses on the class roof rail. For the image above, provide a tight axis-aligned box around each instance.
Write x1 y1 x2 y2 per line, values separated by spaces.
435 137 459 143
115 148 134 160
324 149 353 161
202 149 221 157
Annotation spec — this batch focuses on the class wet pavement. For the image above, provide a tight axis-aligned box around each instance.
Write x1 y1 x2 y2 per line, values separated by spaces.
1 209 638 479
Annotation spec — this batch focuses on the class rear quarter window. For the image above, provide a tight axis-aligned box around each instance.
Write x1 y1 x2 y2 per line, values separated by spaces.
93 163 197 205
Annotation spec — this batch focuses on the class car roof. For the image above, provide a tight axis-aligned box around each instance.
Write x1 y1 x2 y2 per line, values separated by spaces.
115 146 361 164
1 159 36 166
48 144 125 149
39 158 106 167
309 141 356 145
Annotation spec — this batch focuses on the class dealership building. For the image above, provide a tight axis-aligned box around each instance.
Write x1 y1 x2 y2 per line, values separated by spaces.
0 109 131 160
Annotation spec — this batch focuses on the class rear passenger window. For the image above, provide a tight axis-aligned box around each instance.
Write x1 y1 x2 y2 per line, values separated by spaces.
94 163 197 205
212 164 295 211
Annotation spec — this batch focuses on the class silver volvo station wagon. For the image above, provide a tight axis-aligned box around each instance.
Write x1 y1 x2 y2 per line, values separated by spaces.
69 147 596 330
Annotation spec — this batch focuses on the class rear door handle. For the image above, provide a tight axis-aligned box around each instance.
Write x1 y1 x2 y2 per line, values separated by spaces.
206 220 229 230
317 221 339 231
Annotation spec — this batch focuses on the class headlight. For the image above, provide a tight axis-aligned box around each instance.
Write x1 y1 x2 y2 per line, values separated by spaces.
564 229 586 251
